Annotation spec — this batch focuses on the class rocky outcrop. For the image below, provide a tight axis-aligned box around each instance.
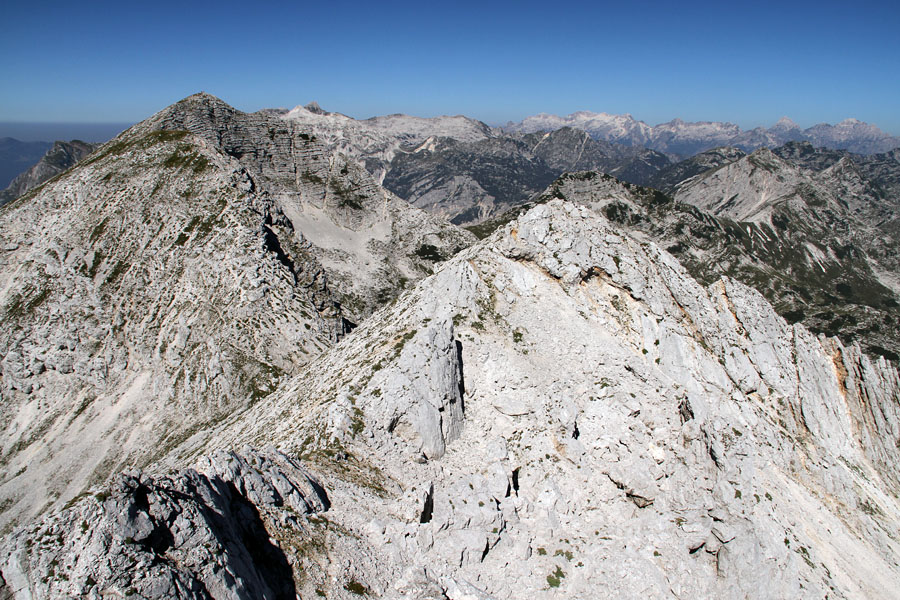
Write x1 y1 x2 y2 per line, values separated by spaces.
0 447 327 599
152 200 900 599
0 94 472 529
0 140 96 207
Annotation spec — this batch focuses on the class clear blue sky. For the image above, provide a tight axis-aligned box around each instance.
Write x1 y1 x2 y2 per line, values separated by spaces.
2 0 898 133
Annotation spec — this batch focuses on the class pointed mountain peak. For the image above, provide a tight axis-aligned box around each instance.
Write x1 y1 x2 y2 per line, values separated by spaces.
155 92 241 123
177 91 234 109
772 116 800 129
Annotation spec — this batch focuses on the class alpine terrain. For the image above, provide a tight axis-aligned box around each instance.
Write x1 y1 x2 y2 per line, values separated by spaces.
0 94 898 600
505 112 900 156
0 140 97 208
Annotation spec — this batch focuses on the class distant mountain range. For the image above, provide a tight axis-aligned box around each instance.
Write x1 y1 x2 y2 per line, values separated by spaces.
504 112 900 156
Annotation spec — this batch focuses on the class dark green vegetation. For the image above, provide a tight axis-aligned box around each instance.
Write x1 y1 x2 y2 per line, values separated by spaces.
414 244 445 262
344 580 369 595
163 143 211 174
329 178 364 210
84 130 189 166
546 566 566 588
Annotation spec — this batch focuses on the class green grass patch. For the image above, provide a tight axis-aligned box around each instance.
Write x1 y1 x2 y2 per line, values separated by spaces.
546 566 565 588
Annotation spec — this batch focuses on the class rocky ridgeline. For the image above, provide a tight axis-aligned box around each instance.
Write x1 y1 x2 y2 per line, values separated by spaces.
144 93 474 319
1 95 899 599
0 93 472 530
114 200 900 599
505 111 900 156
273 104 674 226
531 170 900 361
280 102 495 186
0 126 334 530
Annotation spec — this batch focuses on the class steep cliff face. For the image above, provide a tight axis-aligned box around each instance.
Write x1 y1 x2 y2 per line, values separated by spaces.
0 94 472 530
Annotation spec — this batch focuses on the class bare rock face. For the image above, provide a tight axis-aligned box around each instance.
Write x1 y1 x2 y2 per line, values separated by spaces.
0 447 327 599
372 319 465 460
173 199 900 599
0 94 472 529
532 170 900 362
3 97 899 600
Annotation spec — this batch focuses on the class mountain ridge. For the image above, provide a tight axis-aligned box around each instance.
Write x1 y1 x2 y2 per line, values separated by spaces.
5 198 899 598
0 92 472 529
0 93 898 599
504 111 900 156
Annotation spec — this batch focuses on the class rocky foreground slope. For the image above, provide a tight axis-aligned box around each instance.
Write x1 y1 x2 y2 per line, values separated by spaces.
4 200 898 599
0 93 471 529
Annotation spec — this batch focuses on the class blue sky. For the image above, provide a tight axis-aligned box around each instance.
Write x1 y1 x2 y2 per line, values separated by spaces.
2 0 899 133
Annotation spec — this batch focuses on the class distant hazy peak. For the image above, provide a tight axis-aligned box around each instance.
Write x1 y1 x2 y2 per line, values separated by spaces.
505 110 900 156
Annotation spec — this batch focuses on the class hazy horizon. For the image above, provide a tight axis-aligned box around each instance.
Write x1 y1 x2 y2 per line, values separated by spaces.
0 122 133 143
1 105 898 144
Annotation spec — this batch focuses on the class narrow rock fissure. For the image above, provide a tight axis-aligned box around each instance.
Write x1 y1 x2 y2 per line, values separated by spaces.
455 340 466 414
420 486 434 524
262 225 295 276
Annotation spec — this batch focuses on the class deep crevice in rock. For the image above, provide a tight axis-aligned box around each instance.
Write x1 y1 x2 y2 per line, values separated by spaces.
262 225 295 276
679 398 694 423
420 485 434 524
455 339 466 414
